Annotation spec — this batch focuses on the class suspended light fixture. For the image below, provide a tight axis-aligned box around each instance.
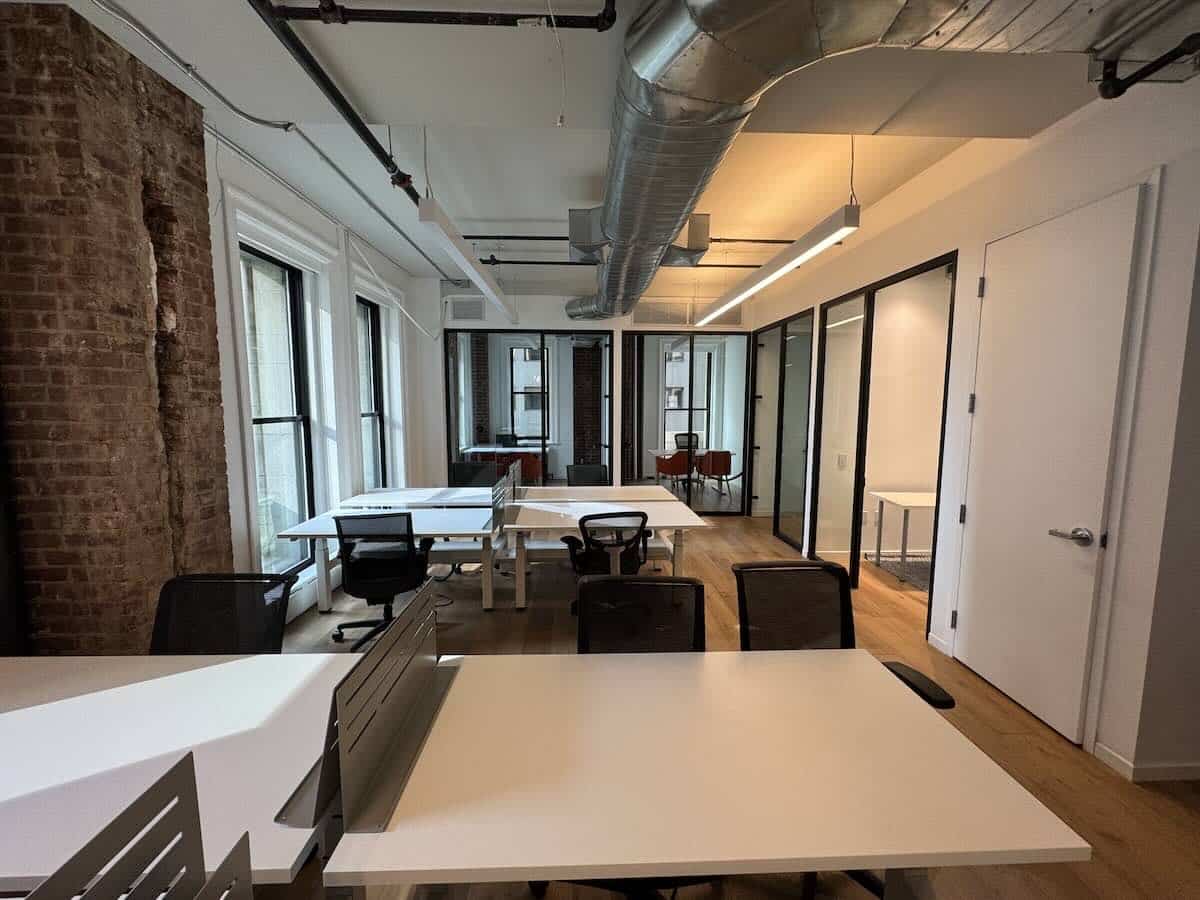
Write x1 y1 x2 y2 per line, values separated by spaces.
418 197 517 323
693 204 859 326
695 134 862 327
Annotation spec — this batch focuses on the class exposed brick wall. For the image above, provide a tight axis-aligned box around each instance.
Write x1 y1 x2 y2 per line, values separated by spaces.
0 5 232 653
469 332 490 443
572 344 602 465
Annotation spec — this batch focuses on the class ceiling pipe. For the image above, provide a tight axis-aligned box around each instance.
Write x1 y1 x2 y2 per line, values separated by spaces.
464 233 793 245
246 0 422 203
478 255 759 268
276 0 617 31
565 0 1198 320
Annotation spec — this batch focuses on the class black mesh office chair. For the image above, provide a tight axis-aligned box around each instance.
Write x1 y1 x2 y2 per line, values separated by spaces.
450 461 496 486
577 575 705 652
150 573 296 654
674 431 699 450
565 464 609 486
333 513 433 651
562 511 650 578
732 558 955 900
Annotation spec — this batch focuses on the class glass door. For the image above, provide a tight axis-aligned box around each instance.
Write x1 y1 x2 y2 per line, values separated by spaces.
689 334 748 515
811 295 868 578
775 312 814 549
749 326 782 519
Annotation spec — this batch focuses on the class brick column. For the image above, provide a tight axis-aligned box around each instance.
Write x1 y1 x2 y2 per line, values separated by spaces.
572 344 602 464
0 5 232 652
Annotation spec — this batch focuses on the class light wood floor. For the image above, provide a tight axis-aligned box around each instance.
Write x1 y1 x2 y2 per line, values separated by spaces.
283 517 1200 899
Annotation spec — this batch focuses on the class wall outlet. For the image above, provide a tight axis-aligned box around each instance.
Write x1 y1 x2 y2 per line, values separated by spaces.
837 452 849 471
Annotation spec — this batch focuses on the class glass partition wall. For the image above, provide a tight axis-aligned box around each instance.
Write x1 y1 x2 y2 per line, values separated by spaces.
444 329 612 486
621 332 750 515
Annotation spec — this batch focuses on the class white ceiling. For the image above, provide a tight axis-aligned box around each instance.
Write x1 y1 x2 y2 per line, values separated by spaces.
70 0 1128 300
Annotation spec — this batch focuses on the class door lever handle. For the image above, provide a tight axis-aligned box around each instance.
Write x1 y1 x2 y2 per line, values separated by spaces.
1048 527 1095 546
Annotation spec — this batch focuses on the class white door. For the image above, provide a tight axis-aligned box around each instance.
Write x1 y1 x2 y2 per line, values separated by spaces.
955 186 1142 742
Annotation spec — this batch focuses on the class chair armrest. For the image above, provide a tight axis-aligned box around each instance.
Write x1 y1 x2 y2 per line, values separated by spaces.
561 536 583 550
418 537 435 553
883 661 955 710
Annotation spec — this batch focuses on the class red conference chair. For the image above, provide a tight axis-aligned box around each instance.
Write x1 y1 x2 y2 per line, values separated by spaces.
654 450 689 487
695 450 732 494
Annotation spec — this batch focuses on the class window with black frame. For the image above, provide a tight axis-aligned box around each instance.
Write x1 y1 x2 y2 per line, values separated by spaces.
356 298 387 490
663 348 711 449
239 245 315 576
510 346 547 441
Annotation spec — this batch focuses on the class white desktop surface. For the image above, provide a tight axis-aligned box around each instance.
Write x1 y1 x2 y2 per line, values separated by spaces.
341 487 493 509
868 491 938 510
463 445 547 455
515 486 676 503
503 500 709 532
279 507 494 540
0 654 356 889
325 651 1088 887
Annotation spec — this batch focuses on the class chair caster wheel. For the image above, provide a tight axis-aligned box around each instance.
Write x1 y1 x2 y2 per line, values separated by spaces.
331 631 344 643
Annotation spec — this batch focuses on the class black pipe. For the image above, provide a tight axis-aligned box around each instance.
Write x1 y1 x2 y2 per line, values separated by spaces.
1099 33 1200 99
478 255 759 269
277 0 618 31
465 234 795 246
246 0 422 204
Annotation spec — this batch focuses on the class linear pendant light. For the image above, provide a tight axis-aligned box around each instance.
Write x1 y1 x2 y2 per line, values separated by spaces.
693 204 859 326
418 197 518 323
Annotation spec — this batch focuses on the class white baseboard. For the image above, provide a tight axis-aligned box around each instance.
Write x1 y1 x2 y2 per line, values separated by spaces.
926 631 953 656
1130 759 1200 782
1093 742 1136 780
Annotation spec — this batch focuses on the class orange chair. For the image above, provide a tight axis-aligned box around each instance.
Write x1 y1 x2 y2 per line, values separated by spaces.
654 450 689 488
694 450 732 494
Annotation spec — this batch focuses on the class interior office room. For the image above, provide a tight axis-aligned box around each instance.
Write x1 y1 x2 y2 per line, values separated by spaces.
2 2 1200 900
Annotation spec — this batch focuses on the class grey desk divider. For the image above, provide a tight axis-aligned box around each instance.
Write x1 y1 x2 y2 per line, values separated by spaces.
28 753 207 900
507 459 522 490
196 834 252 900
276 580 455 834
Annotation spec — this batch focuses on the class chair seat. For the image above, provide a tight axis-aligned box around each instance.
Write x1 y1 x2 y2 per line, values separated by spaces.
350 541 410 560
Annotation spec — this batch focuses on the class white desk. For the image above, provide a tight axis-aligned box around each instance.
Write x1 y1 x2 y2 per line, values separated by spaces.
502 500 710 609
341 487 493 509
514 485 676 503
0 654 356 891
463 445 547 455
324 651 1088 892
279 507 497 611
867 491 938 578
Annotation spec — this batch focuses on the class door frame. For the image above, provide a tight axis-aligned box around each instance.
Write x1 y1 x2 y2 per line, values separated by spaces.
620 330 753 516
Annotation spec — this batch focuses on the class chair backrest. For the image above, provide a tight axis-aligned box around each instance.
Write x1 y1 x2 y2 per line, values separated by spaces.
581 511 648 572
566 464 609 486
655 451 689 476
151 573 295 654
27 753 205 900
674 431 699 449
732 559 855 651
699 450 732 476
334 513 427 601
577 575 705 652
496 432 518 448
450 461 496 486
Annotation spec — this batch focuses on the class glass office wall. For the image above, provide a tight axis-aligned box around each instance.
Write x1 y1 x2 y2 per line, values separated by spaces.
620 332 749 514
444 330 613 486
749 326 782 519
356 298 386 490
811 295 867 570
776 313 814 548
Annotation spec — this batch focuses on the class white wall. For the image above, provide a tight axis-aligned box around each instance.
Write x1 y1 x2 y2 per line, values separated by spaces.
206 127 418 619
748 80 1200 776
863 266 953 553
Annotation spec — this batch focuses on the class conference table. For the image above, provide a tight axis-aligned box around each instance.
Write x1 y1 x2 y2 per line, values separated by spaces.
323 650 1090 898
868 491 938 580
0 654 357 891
278 507 496 612
502 499 711 609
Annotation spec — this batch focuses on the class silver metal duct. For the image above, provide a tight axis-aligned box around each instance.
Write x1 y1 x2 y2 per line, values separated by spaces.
567 0 1194 318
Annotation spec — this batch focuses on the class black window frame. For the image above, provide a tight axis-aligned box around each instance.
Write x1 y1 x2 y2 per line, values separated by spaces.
356 296 388 489
509 346 549 442
662 347 712 450
239 242 316 578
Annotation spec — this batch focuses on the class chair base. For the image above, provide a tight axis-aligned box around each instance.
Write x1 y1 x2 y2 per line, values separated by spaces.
332 602 394 652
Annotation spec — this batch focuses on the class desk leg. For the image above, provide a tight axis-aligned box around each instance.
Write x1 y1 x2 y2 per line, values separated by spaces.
900 508 911 583
315 538 332 614
515 531 527 610
875 500 884 566
672 528 685 576
481 535 494 611
884 868 934 900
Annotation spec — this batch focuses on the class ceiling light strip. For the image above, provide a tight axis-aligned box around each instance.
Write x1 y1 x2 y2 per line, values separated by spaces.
694 205 860 327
